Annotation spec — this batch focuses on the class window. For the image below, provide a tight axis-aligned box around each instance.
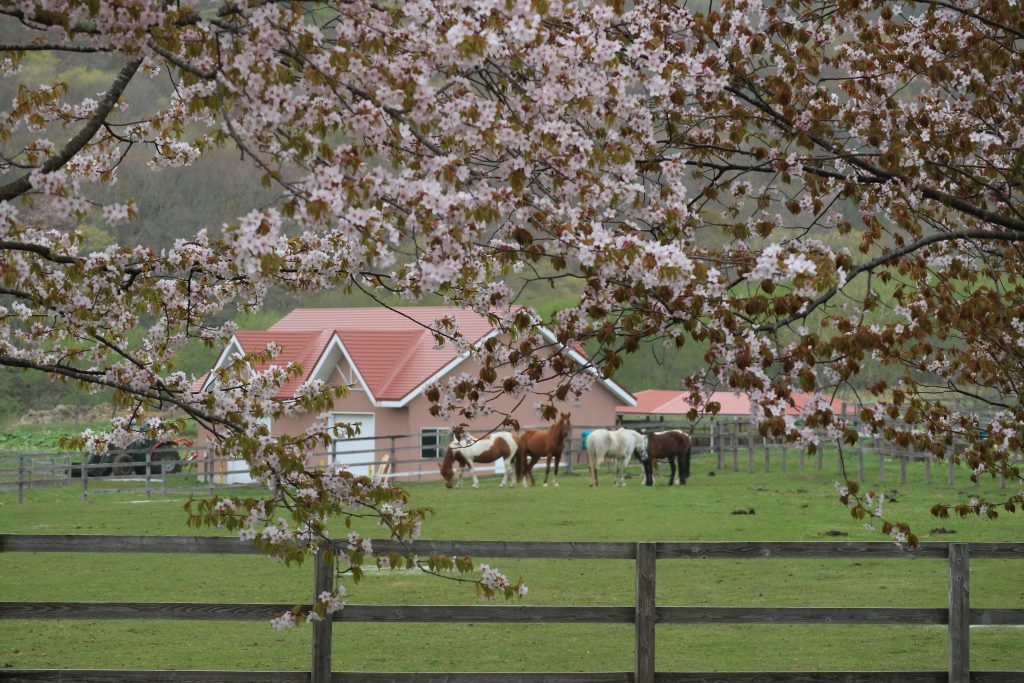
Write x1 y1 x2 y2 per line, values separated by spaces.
420 428 449 459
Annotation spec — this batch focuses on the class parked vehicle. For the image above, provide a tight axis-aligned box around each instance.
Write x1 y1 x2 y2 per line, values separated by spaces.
70 438 193 477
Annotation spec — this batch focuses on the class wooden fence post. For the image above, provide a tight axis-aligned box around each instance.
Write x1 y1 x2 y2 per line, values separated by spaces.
763 437 770 473
18 454 26 504
714 421 723 470
81 455 88 501
732 420 739 472
747 420 755 474
948 543 969 683
145 450 153 499
312 542 335 683
635 542 656 683
207 450 214 497
857 439 865 482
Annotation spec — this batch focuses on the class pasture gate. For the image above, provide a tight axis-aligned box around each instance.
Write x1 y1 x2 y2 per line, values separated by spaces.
1 534 1023 682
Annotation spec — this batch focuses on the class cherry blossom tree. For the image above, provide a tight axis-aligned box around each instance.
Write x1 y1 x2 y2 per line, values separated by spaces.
1 0 1021 582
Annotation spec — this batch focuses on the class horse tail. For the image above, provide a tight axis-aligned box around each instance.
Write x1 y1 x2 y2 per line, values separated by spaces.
514 433 526 482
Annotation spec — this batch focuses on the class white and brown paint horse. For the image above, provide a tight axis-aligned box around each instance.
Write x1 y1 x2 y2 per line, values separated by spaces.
519 412 572 488
641 430 692 486
585 428 648 487
439 431 521 489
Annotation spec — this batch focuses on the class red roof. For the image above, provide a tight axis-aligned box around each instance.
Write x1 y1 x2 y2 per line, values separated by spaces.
233 330 335 398
617 390 844 416
267 307 496 401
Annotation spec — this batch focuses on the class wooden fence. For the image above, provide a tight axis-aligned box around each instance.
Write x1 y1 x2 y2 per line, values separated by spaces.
2 418 1017 503
2 534 1023 682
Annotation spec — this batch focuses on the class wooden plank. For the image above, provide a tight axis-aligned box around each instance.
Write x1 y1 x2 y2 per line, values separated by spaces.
5 534 1024 561
655 542 950 559
948 543 969 683
971 608 1024 625
0 671 308 682
656 607 945 625
0 602 633 624
312 543 334 683
332 674 632 682
0 535 259 554
9 671 1022 683
635 543 656 683
369 539 636 559
336 605 634 623
0 602 299 621
959 543 1024 559
655 674 948 682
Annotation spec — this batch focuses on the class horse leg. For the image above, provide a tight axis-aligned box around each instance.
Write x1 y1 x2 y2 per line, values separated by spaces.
470 463 480 489
553 454 561 487
681 448 691 485
588 453 598 487
499 456 509 488
643 459 653 486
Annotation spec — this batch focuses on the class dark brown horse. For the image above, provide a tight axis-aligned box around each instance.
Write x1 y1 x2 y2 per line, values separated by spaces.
519 412 572 487
641 430 692 486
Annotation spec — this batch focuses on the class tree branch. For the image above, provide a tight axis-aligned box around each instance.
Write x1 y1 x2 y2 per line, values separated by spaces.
759 229 1024 332
0 58 141 202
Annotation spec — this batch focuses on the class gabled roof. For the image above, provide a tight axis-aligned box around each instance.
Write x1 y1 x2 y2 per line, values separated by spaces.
271 307 495 402
617 390 844 416
203 306 636 407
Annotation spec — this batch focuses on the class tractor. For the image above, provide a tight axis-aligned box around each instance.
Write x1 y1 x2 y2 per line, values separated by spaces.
70 438 193 477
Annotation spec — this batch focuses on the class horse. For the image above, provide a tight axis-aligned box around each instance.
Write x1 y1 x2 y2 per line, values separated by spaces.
439 431 521 489
641 429 692 486
519 412 572 487
584 428 647 487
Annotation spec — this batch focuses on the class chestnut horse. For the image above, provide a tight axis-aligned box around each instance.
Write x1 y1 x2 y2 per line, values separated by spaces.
439 431 520 489
519 412 572 487
641 429 692 486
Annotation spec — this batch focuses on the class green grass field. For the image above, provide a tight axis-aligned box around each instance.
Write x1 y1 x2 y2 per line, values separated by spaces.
2 451 1023 673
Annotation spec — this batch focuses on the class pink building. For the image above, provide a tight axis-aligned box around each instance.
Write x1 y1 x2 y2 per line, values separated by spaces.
198 307 635 480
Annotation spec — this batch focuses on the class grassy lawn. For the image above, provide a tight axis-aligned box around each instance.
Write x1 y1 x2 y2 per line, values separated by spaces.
1 450 1023 673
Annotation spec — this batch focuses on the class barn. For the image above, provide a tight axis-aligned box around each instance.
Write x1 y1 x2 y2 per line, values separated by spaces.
197 306 635 481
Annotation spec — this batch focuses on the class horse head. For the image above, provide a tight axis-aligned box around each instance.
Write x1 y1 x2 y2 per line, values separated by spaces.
632 430 649 461
558 412 572 438
439 447 456 488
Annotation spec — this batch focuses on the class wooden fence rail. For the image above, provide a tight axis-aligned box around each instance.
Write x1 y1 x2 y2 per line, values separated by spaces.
2 534 1023 682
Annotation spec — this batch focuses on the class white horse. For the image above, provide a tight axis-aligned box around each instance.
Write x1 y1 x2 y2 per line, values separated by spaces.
439 431 521 489
585 428 648 487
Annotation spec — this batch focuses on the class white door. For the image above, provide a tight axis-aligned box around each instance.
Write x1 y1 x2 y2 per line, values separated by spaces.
329 413 376 470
